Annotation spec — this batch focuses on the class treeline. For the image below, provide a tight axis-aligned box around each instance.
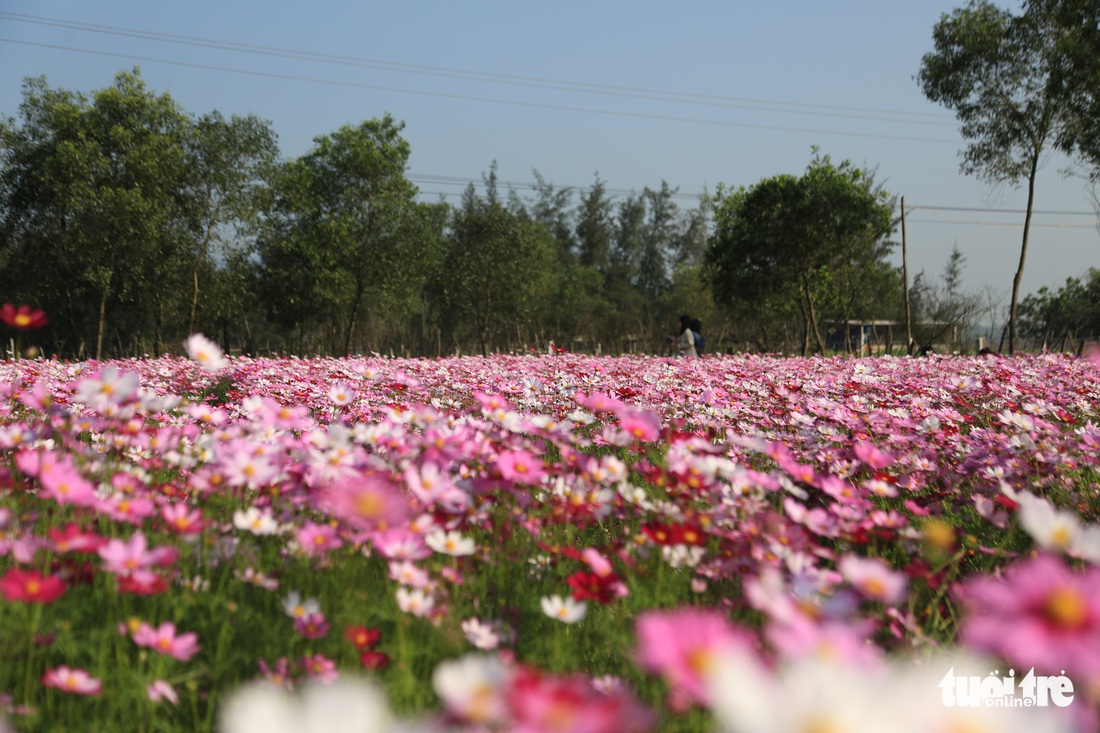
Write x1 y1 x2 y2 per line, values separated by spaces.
0 70 730 359
2 70 933 359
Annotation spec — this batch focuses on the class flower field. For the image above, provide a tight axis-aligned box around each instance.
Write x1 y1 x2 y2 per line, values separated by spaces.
2 345 1100 732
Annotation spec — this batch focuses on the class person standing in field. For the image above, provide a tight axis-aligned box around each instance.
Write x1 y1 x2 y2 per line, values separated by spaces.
672 315 697 357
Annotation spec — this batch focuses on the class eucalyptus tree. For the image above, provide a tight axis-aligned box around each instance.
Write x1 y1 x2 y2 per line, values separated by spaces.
918 0 1082 352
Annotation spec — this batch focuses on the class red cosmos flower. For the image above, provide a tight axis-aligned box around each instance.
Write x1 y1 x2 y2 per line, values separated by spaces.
642 521 706 547
0 303 48 330
0 568 66 603
359 650 390 669
566 570 629 604
343 625 381 651
118 573 171 596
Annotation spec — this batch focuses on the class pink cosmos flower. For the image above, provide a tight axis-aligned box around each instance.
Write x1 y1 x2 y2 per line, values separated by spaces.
132 621 201 661
47 524 105 554
507 666 654 733
300 653 338 684
838 555 907 606
370 528 431 560
146 679 179 705
323 472 409 530
72 365 141 411
959 553 1100 680
97 532 158 582
295 521 344 558
496 450 547 484
161 504 207 535
616 408 661 442
635 608 757 707
294 612 330 640
41 666 100 696
36 454 98 508
852 441 894 470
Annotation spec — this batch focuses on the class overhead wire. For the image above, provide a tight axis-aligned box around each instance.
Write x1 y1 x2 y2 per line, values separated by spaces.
0 11 958 127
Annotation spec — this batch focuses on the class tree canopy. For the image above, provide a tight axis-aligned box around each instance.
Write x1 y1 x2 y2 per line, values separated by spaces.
917 0 1091 353
704 151 898 355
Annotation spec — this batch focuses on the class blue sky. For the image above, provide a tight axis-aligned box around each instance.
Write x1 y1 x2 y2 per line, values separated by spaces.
2 1 1097 305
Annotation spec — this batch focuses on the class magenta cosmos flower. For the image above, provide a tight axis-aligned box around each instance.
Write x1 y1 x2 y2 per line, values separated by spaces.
959 553 1100 680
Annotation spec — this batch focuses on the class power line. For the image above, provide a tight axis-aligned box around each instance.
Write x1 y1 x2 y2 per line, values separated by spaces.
0 38 963 145
0 11 958 128
908 203 1097 216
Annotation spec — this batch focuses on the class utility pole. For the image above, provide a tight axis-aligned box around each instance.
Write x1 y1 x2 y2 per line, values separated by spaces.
901 197 913 355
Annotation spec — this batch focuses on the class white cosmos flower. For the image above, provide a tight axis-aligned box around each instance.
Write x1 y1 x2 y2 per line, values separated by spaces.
232 506 279 536
1017 491 1100 563
183 333 228 372
396 587 434 618
425 529 476 557
540 595 587 624
431 654 510 725
220 676 394 733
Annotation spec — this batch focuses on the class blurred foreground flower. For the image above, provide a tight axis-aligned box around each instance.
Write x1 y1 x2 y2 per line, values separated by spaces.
184 332 228 372
706 650 1076 733
959 553 1100 681
41 666 100 696
0 303 47 329
219 677 395 733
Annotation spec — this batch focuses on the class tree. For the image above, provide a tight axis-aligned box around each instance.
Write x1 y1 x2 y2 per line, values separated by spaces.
437 170 557 356
0 69 195 359
1025 0 1100 173
705 151 897 355
917 0 1080 353
255 116 432 355
185 112 278 335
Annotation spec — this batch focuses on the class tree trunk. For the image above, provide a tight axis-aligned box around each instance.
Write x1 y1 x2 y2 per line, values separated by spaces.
344 278 364 356
802 272 825 354
1009 149 1041 354
95 289 108 361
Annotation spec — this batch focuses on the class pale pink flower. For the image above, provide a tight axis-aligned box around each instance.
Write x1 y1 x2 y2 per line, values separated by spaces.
41 666 101 696
852 441 894 469
1016 492 1100 563
72 365 141 411
300 653 338 684
461 617 502 650
370 528 431 560
327 382 356 407
838 555 907 605
146 679 179 705
295 521 344 558
388 561 431 588
183 333 228 372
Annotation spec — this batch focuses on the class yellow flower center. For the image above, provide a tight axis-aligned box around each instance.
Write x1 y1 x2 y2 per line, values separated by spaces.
1045 587 1088 629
